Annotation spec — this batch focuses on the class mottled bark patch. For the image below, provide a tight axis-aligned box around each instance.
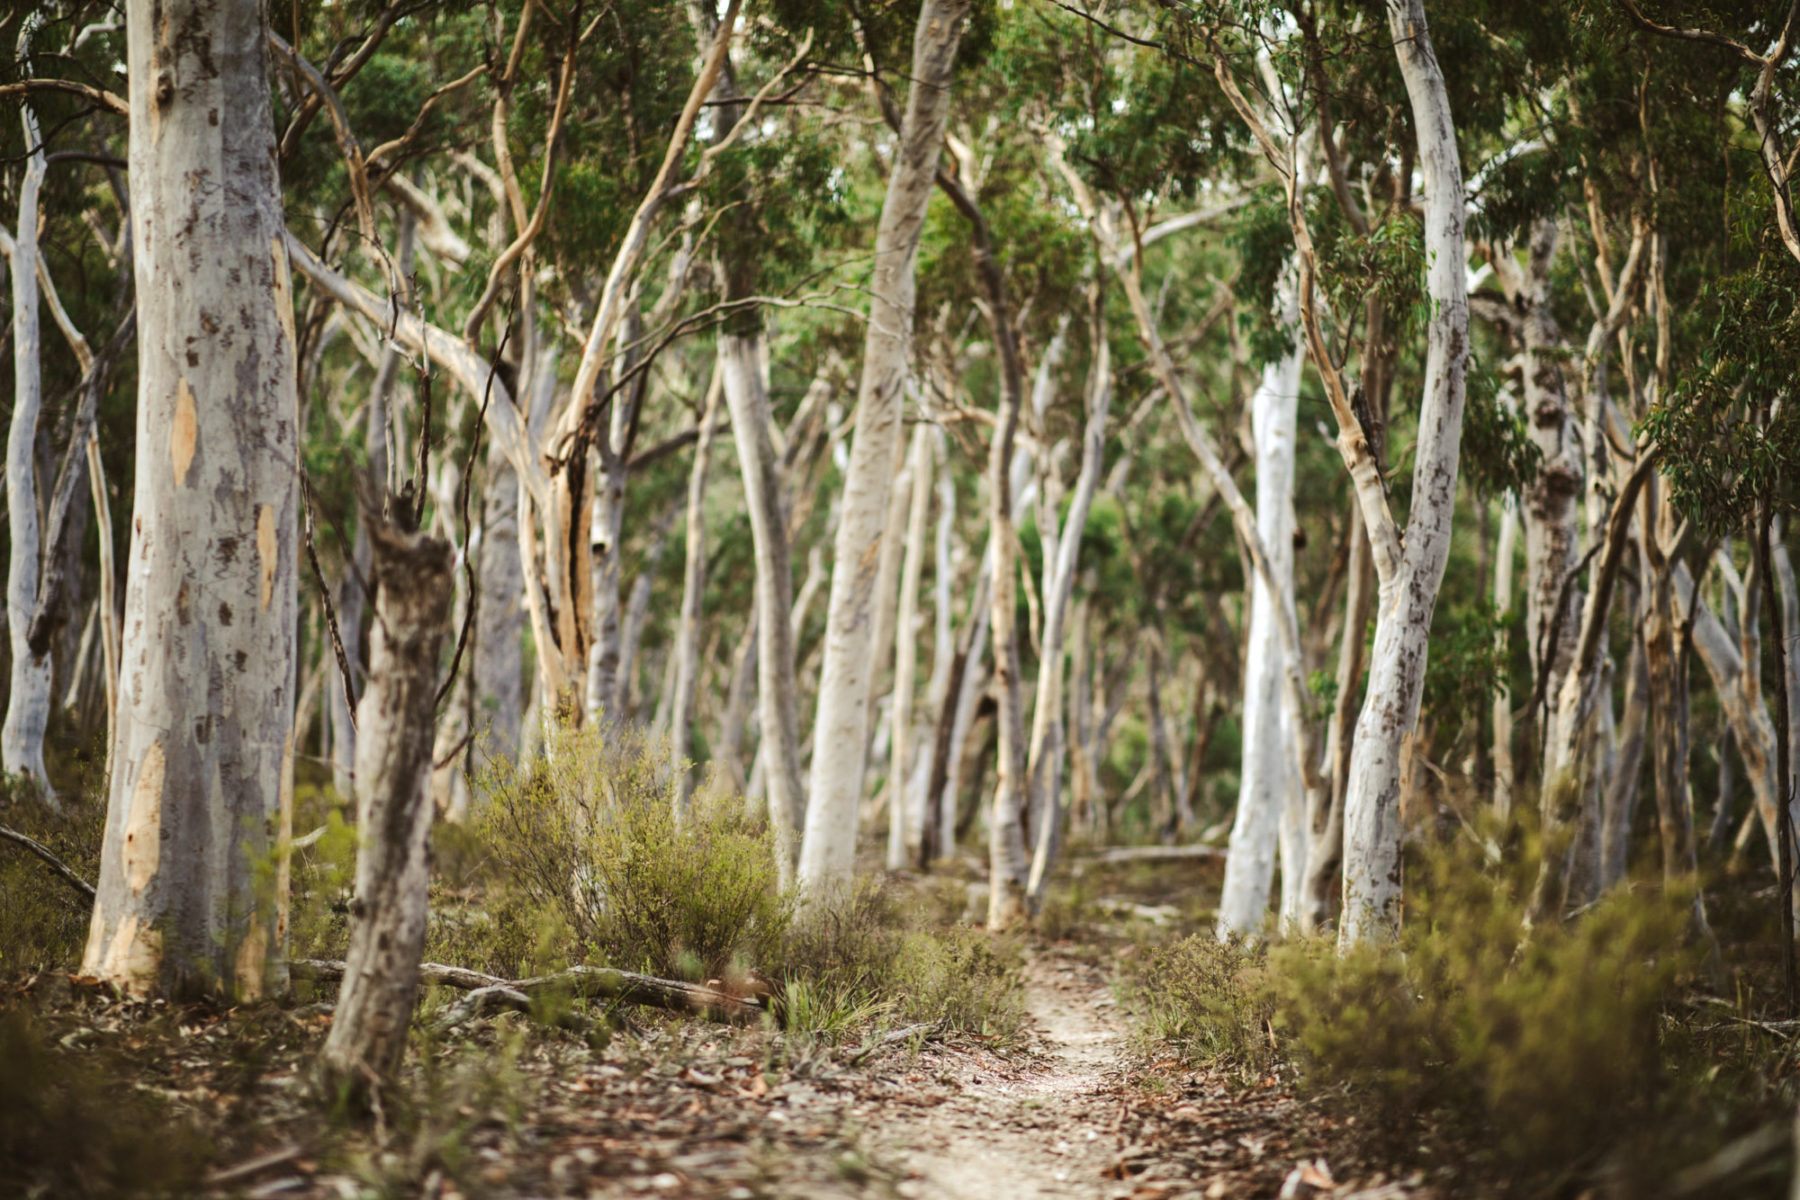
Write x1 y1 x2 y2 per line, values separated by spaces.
256 505 275 609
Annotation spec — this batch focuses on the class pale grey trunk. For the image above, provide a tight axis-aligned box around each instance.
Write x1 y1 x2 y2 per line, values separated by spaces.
319 514 455 1096
1492 494 1520 817
887 426 933 868
866 429 916 779
1339 0 1469 946
85 0 299 999
719 332 805 883
1218 302 1305 938
671 374 724 810
585 450 627 724
800 0 970 891
4 86 53 791
473 442 525 762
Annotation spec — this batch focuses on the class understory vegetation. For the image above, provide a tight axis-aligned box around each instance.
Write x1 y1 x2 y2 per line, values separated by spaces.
1120 830 1796 1197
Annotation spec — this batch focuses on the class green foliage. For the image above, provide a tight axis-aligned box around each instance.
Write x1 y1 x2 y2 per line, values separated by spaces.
1459 357 1541 499
472 722 790 982
779 880 1026 1038
1267 829 1695 1182
1127 934 1275 1079
1420 601 1515 734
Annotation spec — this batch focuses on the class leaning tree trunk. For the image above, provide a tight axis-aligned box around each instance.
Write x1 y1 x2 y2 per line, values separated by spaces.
319 509 455 1100
4 86 53 793
799 0 971 892
1337 0 1470 946
474 439 526 763
85 0 299 999
1218 292 1305 939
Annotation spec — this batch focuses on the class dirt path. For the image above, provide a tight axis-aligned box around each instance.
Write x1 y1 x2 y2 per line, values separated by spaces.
881 952 1125 1199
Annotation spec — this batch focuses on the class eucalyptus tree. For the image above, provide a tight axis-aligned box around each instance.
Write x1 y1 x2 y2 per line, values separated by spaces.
84 0 299 999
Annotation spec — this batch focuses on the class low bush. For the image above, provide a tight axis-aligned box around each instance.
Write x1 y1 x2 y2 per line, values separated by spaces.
1126 932 1275 1078
471 722 790 983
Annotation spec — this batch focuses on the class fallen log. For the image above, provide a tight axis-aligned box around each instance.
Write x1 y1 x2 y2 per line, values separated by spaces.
293 958 764 1020
1080 844 1225 865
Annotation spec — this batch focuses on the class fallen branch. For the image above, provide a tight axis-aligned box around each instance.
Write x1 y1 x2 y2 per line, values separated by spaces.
1081 844 1225 864
430 984 599 1037
293 958 764 1021
845 1021 942 1064
0 824 96 903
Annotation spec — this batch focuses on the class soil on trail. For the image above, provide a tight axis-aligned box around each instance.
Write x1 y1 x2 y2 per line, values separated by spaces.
875 948 1431 1200
881 953 1124 1199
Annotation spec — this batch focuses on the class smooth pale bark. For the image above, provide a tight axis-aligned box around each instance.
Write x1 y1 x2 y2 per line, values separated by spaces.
866 430 916 771
1218 298 1305 939
888 426 933 869
911 436 956 857
799 0 970 892
671 372 724 810
985 381 1031 925
1492 494 1520 817
319 514 455 1097
720 332 805 883
5 87 53 792
1337 0 1470 945
85 0 299 999
474 441 525 762
1023 326 1113 906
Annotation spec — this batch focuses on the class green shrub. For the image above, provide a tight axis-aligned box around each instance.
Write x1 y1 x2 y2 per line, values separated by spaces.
1127 933 1275 1076
473 721 790 982
1267 829 1694 1182
779 879 1026 1037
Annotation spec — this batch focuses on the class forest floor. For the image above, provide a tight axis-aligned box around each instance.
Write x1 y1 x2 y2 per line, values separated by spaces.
865 946 1430 1200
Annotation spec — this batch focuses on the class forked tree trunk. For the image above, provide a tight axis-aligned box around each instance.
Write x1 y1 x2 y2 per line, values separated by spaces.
4 84 53 793
85 0 298 999
319 510 455 1099
799 0 971 892
1338 0 1470 945
1218 293 1304 938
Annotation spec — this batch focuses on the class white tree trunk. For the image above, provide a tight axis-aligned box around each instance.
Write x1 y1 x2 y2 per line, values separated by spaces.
799 0 970 892
474 442 525 762
85 0 298 999
1339 0 1470 946
4 85 53 792
1492 493 1520 817
671 372 723 810
887 426 932 868
720 331 806 883
1218 295 1304 939
319 515 455 1096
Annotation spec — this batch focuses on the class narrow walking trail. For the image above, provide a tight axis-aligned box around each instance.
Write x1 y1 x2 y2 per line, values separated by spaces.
882 952 1125 1199
875 948 1430 1200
